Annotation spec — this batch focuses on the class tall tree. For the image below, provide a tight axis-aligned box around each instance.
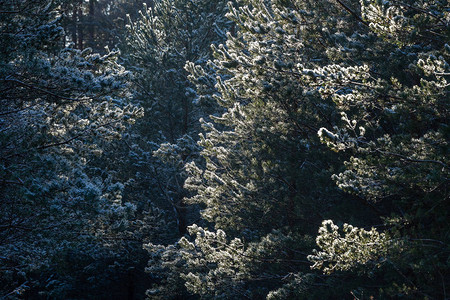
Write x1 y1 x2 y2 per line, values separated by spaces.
0 0 144 297
143 0 374 298
62 0 151 52
309 0 450 297
123 0 232 239
144 0 449 298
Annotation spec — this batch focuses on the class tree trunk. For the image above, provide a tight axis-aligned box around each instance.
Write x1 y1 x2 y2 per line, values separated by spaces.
72 6 78 48
77 5 83 49
89 0 95 49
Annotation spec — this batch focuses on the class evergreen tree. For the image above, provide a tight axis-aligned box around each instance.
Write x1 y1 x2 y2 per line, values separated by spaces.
144 0 449 298
0 0 144 297
309 0 449 297
144 0 374 298
2 0 448 298
122 0 233 240
61 0 151 53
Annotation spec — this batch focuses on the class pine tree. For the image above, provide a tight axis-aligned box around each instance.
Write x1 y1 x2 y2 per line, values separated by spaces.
144 0 375 298
61 0 151 53
309 0 450 297
0 0 144 297
143 0 449 298
122 0 232 239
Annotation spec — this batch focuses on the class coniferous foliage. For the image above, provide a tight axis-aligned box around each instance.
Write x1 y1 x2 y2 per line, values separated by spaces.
125 0 232 141
309 0 449 297
143 0 370 298
122 0 233 239
1 0 448 299
122 1 234 297
143 0 449 298
0 0 143 297
61 0 151 52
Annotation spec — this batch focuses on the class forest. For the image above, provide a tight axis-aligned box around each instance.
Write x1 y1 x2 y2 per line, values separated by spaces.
0 0 449 299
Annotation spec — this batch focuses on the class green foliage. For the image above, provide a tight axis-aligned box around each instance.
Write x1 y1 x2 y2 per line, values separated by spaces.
2 0 449 298
0 0 148 297
310 0 450 298
123 1 235 297
308 220 391 274
125 0 231 141
145 0 368 298
146 0 449 298
122 0 233 229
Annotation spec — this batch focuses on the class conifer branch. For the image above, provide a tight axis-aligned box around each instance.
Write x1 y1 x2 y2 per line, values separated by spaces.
334 0 369 27
3 78 83 102
374 149 448 169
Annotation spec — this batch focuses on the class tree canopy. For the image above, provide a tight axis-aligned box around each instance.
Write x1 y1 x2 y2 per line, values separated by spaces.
1 0 448 299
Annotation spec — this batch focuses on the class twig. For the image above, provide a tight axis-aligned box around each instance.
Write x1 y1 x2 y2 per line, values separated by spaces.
375 149 448 169
335 0 369 27
3 78 82 102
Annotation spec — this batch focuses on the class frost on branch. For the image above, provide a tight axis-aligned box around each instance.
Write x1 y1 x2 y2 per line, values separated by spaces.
308 220 391 275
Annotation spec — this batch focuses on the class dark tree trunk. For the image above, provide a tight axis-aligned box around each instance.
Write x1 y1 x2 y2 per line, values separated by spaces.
127 269 135 300
77 6 83 49
88 0 95 48
182 97 188 135
72 6 78 48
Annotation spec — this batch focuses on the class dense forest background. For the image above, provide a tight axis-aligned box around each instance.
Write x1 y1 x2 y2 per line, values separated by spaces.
1 0 449 299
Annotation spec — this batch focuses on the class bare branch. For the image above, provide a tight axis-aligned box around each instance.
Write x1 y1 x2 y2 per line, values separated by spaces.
3 78 83 102
334 0 369 27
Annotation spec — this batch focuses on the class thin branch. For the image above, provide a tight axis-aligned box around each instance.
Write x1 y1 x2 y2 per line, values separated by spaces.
3 78 82 102
0 103 38 116
36 134 83 150
374 148 448 169
394 1 448 27
0 179 24 186
335 0 369 27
